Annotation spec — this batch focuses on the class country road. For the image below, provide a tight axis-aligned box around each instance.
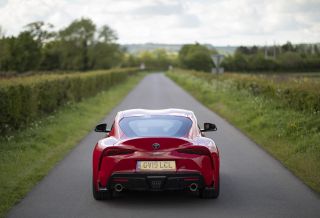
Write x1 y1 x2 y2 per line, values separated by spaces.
8 73 320 218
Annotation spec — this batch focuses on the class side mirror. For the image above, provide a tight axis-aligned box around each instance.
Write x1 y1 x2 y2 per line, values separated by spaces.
200 123 217 132
94 123 111 133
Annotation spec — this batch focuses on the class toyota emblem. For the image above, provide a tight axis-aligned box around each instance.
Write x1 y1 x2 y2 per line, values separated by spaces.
152 143 160 150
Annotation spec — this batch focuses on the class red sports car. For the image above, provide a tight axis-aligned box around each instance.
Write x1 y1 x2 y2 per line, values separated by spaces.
92 109 220 200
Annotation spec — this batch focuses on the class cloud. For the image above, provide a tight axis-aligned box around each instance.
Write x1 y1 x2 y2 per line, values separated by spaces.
0 0 319 45
133 1 183 16
176 14 200 28
0 0 8 7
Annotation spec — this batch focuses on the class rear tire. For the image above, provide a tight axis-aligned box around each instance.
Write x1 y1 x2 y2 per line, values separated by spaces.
200 182 219 199
92 182 113 200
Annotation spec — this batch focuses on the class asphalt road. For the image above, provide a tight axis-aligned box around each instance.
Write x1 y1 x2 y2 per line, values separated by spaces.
8 73 320 218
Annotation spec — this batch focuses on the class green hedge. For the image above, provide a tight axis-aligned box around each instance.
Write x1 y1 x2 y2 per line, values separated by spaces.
0 68 139 134
173 69 320 114
229 74 320 113
167 69 320 193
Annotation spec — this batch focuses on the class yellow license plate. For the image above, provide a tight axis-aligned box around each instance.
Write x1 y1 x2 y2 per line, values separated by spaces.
137 161 176 171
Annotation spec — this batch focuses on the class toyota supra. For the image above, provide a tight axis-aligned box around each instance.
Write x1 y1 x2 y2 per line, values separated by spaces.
92 109 219 200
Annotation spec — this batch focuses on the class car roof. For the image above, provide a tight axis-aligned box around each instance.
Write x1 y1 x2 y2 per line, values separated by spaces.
117 108 195 120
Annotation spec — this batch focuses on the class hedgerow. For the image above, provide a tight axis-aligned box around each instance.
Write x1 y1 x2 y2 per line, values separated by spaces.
167 69 320 193
175 70 320 114
0 68 139 134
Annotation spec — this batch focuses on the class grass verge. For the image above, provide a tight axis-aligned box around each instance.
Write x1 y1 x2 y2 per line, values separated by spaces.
166 70 320 194
0 73 144 217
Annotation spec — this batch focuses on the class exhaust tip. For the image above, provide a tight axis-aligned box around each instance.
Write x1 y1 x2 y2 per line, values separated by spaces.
114 184 124 192
189 183 198 192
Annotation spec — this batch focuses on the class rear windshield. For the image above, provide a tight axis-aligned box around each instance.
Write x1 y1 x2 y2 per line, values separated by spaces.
119 115 192 138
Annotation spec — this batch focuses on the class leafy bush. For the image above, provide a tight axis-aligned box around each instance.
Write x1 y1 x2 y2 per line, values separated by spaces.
179 43 216 72
0 68 138 134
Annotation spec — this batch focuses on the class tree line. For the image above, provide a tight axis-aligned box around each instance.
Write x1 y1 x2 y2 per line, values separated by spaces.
174 42 320 73
1 18 319 74
0 18 123 73
222 42 320 72
123 43 218 72
122 49 177 70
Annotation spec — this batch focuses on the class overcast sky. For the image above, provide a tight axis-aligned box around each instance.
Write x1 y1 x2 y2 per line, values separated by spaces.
0 0 319 45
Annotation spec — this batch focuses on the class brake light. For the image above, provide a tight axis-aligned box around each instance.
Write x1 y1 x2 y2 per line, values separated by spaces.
103 148 135 156
177 147 210 156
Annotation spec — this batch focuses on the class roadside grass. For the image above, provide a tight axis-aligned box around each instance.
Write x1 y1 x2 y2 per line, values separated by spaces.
0 73 144 218
166 70 320 194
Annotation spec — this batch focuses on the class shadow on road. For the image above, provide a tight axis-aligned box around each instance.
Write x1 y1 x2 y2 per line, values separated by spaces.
103 190 217 208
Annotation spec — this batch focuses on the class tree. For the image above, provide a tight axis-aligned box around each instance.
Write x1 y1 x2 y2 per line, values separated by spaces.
122 54 139 67
91 43 123 69
59 18 96 71
0 18 123 73
248 53 277 71
0 37 14 71
251 46 259 54
11 32 42 72
281 41 295 52
278 52 304 71
24 21 56 44
230 53 249 71
236 46 251 55
98 25 117 43
235 46 259 55
91 25 122 69
179 43 216 72
0 26 4 38
39 40 62 70
138 51 154 69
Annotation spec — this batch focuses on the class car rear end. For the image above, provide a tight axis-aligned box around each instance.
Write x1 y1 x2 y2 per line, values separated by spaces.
93 111 219 199
96 137 216 193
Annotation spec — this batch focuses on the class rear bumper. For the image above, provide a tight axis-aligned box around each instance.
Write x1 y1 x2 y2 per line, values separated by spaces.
101 172 205 191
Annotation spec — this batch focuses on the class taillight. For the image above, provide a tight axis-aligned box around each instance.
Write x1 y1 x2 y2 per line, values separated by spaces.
103 148 135 156
177 147 210 156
